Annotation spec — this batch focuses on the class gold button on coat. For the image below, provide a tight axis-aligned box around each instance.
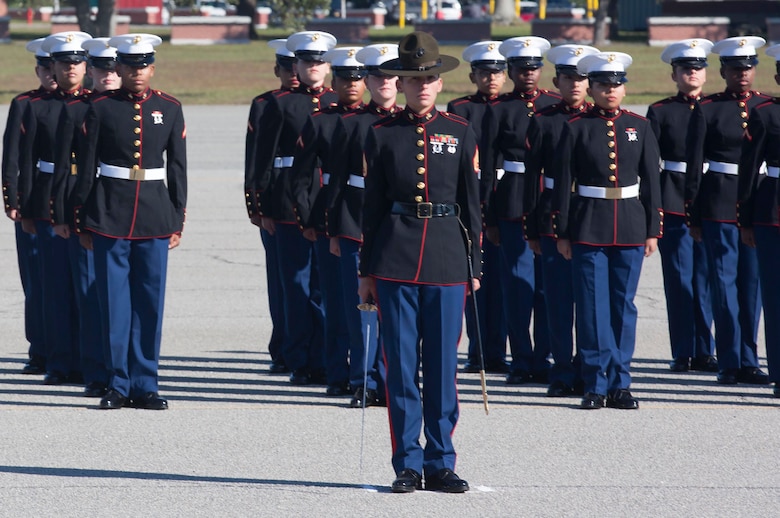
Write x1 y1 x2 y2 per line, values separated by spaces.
609 164 617 171
134 127 141 134
133 152 140 158
607 130 615 137
417 140 424 147
134 140 141 146
606 120 614 127
416 153 424 161
133 115 141 121
417 167 425 174
416 127 424 134
609 175 616 181
608 141 615 148
609 152 616 159
414 195 423 202
133 103 140 110
417 182 425 189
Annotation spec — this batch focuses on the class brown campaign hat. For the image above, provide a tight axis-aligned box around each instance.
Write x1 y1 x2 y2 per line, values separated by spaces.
379 31 459 77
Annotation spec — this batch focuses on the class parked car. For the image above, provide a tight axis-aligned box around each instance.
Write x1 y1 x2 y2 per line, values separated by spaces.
434 0 462 19
520 1 538 21
196 0 236 16
386 0 423 23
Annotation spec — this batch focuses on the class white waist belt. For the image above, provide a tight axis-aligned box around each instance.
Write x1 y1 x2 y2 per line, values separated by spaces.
37 160 54 174
706 160 738 175
661 160 687 173
544 177 554 190
99 162 166 181
503 160 525 173
321 173 330 185
578 183 639 200
768 166 780 178
348 174 365 188
273 156 294 168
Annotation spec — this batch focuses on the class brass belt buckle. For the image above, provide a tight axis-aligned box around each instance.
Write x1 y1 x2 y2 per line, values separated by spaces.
416 202 433 218
129 168 146 181
605 187 620 200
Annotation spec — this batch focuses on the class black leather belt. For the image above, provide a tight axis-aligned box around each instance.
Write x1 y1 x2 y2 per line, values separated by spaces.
391 202 457 219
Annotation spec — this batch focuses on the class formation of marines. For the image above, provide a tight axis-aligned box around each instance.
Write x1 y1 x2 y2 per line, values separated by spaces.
3 31 187 410
5 27 780 492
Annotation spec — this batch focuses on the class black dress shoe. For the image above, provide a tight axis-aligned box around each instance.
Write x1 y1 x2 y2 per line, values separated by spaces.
606 389 639 410
484 360 510 374
130 392 168 410
669 358 690 372
546 380 575 398
773 385 780 398
717 369 739 385
690 355 719 372
289 369 310 385
326 383 350 396
425 468 469 493
83 382 108 398
21 360 46 375
349 387 381 408
268 360 289 374
308 368 328 385
391 468 422 493
736 367 770 385
580 392 605 409
462 362 481 374
43 372 68 385
99 389 128 409
506 370 531 385
531 369 550 384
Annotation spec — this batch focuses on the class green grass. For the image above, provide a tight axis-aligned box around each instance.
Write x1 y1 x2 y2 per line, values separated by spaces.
3 21 780 106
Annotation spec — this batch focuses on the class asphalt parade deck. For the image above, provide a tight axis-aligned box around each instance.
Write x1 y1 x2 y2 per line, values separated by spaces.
0 105 778 517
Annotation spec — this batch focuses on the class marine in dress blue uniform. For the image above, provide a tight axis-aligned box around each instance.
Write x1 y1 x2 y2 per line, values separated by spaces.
244 39 300 374
72 34 187 410
326 43 401 408
482 36 560 385
49 36 120 397
685 36 770 385
2 38 56 375
252 31 338 386
523 44 599 397
552 52 663 410
646 39 717 373
737 43 780 397
18 31 93 386
446 41 508 375
290 46 367 395
358 32 480 494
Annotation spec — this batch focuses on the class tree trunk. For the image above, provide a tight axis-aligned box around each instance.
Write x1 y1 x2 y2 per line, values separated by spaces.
237 0 259 40
593 0 611 47
492 0 514 24
607 0 618 41
72 0 96 35
95 0 115 37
